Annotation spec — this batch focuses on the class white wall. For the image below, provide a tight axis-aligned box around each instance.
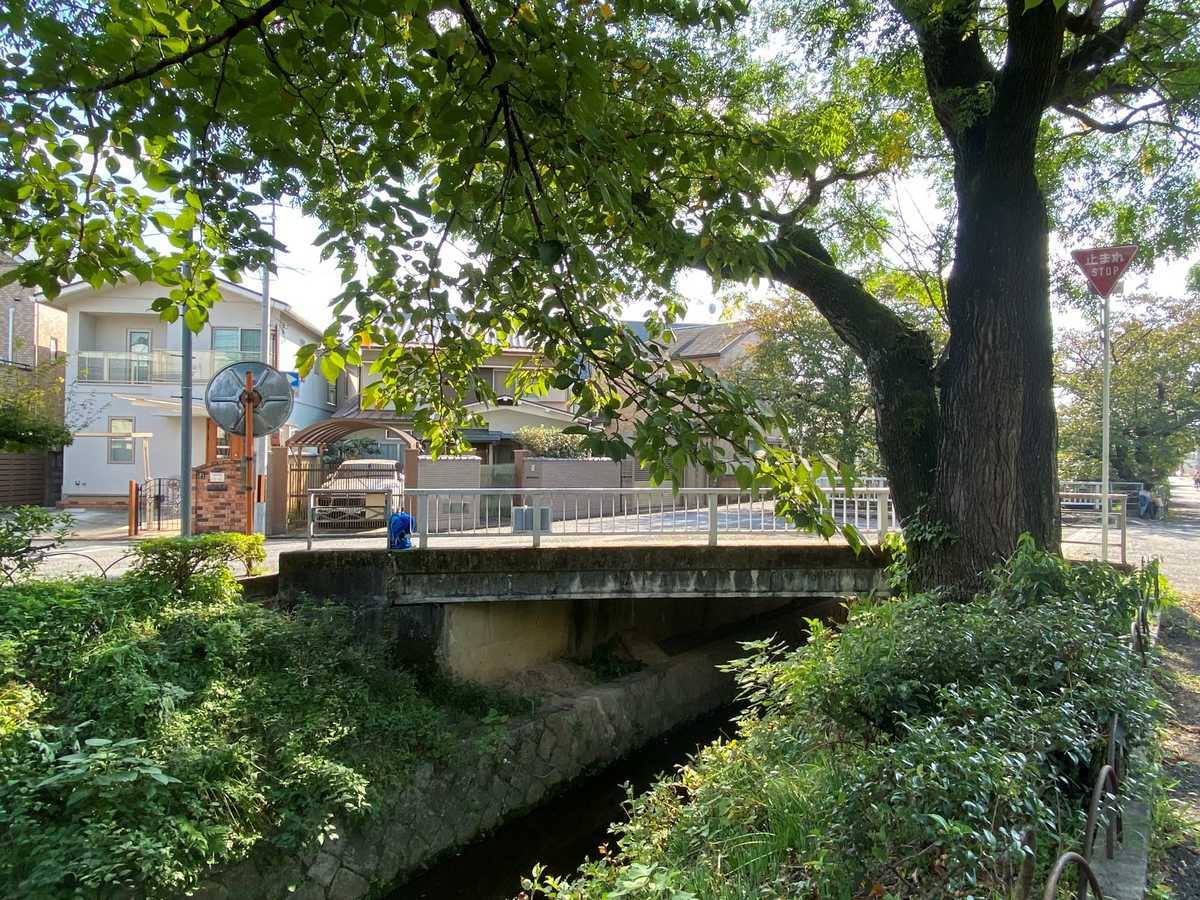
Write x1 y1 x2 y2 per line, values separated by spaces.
478 406 575 433
57 280 335 497
62 395 206 498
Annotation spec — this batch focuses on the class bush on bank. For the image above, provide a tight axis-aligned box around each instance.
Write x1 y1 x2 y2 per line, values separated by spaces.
527 539 1160 899
0 535 481 897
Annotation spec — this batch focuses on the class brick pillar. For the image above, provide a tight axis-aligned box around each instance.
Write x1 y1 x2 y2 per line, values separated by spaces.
192 459 254 534
513 449 529 507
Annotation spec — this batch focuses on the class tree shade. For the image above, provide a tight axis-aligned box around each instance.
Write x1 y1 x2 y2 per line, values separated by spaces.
1 0 1197 583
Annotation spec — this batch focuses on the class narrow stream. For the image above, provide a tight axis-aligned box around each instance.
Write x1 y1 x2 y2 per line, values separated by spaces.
385 706 742 900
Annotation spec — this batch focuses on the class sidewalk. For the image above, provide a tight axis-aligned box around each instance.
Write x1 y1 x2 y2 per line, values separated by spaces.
1156 595 1200 897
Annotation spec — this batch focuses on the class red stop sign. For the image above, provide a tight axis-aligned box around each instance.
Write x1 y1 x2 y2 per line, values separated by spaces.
1070 244 1139 298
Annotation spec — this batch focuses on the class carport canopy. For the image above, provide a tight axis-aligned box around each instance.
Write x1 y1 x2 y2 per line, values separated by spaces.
286 418 420 449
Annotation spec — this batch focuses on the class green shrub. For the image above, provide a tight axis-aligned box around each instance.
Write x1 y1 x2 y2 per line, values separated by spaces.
0 506 73 584
132 532 266 591
513 424 591 458
0 571 465 896
527 540 1159 899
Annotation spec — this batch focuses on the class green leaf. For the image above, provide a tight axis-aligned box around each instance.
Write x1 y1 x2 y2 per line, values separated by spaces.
536 240 565 266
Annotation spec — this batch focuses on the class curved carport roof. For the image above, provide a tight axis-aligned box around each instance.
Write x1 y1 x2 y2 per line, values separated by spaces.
287 418 420 449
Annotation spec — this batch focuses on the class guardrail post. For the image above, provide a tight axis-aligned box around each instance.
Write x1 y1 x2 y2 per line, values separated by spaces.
708 492 719 546
306 491 314 551
1119 496 1127 565
418 494 430 550
876 491 889 540
531 501 541 548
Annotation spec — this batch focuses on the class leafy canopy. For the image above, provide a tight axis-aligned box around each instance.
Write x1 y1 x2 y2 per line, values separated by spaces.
729 294 882 472
0 0 1197 528
1058 294 1200 487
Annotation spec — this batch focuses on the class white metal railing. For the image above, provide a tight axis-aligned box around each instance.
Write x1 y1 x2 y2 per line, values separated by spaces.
374 486 898 549
1061 479 1143 498
1060 492 1128 564
77 349 260 384
300 482 1129 562
306 489 395 546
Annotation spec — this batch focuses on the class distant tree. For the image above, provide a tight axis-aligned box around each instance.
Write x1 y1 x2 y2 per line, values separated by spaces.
320 437 383 467
1057 297 1200 488
731 297 879 474
3 0 1198 584
0 359 70 452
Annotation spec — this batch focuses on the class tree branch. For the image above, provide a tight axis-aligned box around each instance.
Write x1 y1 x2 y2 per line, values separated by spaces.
74 0 289 96
1053 0 1151 106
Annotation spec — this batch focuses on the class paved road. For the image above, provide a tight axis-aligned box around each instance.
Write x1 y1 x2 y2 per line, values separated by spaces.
34 478 1199 585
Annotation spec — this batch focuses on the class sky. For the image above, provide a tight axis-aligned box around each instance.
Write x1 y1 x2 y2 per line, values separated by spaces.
266 201 1199 333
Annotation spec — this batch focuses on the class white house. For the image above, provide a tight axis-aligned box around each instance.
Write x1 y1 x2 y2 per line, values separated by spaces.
49 278 336 505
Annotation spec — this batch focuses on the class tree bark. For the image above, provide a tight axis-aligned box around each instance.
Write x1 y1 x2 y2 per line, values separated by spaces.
919 156 1060 587
912 2 1064 588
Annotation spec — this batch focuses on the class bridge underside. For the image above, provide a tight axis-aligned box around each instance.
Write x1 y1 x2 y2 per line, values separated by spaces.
278 545 888 681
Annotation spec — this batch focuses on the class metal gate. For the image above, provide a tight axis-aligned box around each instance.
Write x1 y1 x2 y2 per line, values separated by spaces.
135 477 182 534
288 454 331 531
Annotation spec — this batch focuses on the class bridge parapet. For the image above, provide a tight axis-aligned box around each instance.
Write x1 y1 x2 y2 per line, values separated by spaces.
277 545 888 681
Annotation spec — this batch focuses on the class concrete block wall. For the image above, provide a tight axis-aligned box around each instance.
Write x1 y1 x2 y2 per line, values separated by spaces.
522 456 622 522
192 640 742 900
416 455 480 532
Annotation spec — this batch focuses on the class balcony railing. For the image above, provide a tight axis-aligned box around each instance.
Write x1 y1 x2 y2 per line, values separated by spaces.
77 350 261 385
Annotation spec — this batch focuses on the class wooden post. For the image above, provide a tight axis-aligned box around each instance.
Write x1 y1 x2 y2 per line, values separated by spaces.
127 480 139 536
266 446 289 535
404 446 421 517
243 371 255 535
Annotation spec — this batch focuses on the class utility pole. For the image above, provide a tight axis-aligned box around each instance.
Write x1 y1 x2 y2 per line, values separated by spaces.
254 200 275 533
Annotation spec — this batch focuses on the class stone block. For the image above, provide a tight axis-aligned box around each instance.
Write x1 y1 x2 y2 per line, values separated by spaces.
327 867 370 900
339 833 382 879
306 852 341 888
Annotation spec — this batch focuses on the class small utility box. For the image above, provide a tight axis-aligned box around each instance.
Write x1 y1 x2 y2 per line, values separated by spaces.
511 505 552 534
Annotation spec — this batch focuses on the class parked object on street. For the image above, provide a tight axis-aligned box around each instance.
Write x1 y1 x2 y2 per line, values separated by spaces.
312 459 404 530
388 510 415 550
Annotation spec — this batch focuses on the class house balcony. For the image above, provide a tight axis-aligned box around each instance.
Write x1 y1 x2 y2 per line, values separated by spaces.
76 350 261 385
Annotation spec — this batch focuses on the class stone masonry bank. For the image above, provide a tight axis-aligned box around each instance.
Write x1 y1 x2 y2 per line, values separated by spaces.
190 633 782 900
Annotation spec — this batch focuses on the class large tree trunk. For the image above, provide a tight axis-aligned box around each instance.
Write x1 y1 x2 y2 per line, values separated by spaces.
770 118 1061 592
915 115 1061 587
764 2 1068 590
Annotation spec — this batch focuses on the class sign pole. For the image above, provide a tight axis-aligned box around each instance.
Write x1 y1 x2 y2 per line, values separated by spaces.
1100 288 1112 561
243 370 256 535
255 200 275 534
1069 243 1138 564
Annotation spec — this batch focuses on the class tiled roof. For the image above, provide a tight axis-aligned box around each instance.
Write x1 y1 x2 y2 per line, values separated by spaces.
622 320 754 359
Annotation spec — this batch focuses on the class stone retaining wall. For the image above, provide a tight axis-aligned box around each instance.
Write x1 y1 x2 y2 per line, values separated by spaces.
191 639 741 900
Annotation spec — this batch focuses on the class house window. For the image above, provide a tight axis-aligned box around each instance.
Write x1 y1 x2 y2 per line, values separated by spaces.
216 427 232 459
108 417 134 464
325 377 336 407
127 329 152 382
213 327 261 359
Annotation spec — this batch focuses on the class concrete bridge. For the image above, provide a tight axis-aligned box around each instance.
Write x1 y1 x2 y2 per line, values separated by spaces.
278 545 888 680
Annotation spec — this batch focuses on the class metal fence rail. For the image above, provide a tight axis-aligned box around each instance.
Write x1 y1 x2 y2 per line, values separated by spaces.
386 486 896 549
1060 492 1128 565
1061 480 1143 498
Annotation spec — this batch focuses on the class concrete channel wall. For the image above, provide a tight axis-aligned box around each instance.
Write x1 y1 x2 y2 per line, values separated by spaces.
191 632 779 900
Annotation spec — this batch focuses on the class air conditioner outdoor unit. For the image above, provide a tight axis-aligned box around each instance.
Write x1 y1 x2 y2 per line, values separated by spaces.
512 505 552 533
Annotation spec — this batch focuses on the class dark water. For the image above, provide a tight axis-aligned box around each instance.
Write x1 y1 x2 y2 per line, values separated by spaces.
384 706 741 900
